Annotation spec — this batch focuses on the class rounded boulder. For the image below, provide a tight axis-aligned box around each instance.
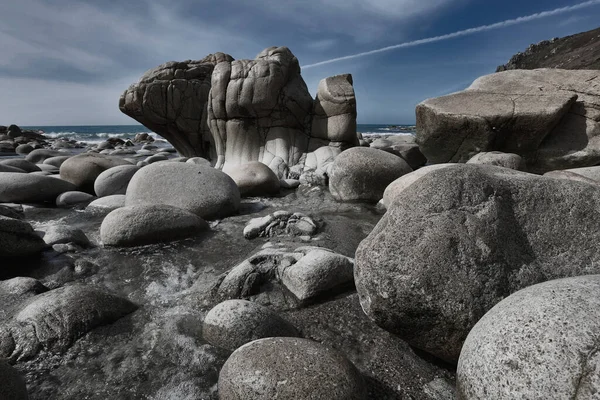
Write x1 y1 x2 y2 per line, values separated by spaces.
0 215 46 258
458 275 600 399
60 153 131 193
218 337 367 400
224 162 280 197
203 300 299 351
94 165 139 197
0 172 76 203
329 147 412 203
126 163 240 219
100 204 209 247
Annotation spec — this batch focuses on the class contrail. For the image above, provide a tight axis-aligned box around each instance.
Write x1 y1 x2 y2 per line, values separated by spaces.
301 0 600 69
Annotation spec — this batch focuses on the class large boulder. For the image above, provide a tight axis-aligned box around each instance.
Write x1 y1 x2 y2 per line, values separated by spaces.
0 159 40 173
119 53 233 158
224 161 280 197
356 164 600 363
202 300 299 351
125 162 240 219
207 46 314 174
100 204 209 247
0 285 137 361
329 147 412 203
457 275 600 399
93 165 140 197
24 149 63 164
416 69 600 173
60 153 131 193
0 173 76 203
218 337 367 400
0 216 46 258
381 164 456 208
121 47 359 178
466 151 525 170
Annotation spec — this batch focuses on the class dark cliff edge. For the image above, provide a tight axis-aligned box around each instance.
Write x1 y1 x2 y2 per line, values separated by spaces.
497 26 600 71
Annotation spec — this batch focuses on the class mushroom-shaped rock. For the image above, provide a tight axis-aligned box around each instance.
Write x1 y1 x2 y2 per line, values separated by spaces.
94 165 140 197
101 204 208 247
0 173 76 203
203 300 299 351
224 161 280 197
218 337 367 400
125 162 240 219
0 285 137 361
457 275 600 399
120 53 233 158
329 147 412 203
60 153 131 193
466 151 525 170
0 216 46 258
0 360 29 399
356 164 600 363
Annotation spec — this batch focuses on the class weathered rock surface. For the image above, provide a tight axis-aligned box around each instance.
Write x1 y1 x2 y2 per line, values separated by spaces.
203 300 299 351
311 74 358 145
60 153 131 193
120 53 233 158
218 337 367 400
356 164 600 363
466 151 525 170
329 147 412 203
125 162 240 219
0 359 29 399
94 165 139 197
0 164 25 173
212 245 354 310
100 204 208 247
243 211 318 239
0 285 137 361
416 69 600 173
457 275 600 399
0 173 76 203
224 161 280 197
381 164 456 208
121 47 358 177
0 216 46 258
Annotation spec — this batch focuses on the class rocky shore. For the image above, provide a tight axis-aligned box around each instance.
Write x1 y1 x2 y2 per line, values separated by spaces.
2 42 600 399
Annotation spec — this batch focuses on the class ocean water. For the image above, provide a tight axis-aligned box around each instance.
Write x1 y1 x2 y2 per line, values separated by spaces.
22 124 416 144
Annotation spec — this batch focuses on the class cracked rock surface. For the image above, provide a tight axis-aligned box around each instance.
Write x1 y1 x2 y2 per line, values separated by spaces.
416 69 600 172
356 164 600 363
457 275 600 399
0 285 137 362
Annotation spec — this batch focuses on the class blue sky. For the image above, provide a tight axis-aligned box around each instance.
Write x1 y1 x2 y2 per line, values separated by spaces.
1 0 599 125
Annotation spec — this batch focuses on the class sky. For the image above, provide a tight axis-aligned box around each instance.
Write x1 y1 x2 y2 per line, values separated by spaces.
1 0 600 126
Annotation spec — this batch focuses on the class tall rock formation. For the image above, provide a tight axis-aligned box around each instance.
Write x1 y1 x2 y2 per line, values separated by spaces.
120 47 358 178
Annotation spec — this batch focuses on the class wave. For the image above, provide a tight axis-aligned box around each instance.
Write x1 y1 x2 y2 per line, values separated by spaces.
359 131 416 136
41 131 164 144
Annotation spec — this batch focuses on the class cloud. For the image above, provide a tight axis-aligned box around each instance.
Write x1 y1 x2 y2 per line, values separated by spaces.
302 0 600 69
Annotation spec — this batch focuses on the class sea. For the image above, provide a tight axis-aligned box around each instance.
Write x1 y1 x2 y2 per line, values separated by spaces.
21 124 416 145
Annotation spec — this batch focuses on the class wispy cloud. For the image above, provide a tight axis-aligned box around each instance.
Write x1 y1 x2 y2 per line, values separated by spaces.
302 0 600 69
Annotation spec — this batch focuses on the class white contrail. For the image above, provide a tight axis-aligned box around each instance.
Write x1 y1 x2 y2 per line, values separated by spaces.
301 0 600 69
